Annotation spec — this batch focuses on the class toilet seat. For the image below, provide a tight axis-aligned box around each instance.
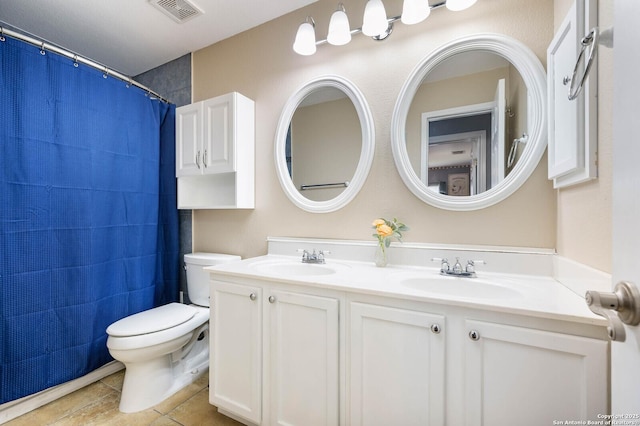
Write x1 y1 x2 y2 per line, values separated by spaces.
107 303 196 337
106 304 209 352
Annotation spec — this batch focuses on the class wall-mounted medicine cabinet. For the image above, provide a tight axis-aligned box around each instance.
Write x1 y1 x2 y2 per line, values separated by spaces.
176 92 255 209
547 0 598 189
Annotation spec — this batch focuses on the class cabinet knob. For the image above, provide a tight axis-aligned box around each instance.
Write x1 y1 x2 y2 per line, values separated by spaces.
249 293 257 301
430 324 441 334
468 330 480 341
268 295 276 304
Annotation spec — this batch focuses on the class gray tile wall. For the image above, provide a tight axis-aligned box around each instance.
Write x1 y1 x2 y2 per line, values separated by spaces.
135 54 192 302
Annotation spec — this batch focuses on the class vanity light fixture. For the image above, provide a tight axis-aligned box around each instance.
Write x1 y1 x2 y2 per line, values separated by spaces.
293 16 317 56
327 4 352 46
293 0 478 55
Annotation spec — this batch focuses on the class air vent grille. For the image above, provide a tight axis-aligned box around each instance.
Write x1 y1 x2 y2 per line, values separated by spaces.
150 0 203 23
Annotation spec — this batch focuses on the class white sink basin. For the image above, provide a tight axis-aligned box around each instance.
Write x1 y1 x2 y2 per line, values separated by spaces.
250 259 345 277
395 274 524 300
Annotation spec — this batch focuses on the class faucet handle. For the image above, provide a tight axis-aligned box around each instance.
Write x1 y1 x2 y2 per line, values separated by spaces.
431 257 450 273
465 259 486 274
297 248 310 261
317 250 330 263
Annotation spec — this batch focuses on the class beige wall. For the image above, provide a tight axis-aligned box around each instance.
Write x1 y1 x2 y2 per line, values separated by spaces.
554 0 613 273
191 0 557 259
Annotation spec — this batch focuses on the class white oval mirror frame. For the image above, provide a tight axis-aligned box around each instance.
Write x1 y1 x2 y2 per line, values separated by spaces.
391 33 548 211
275 75 375 213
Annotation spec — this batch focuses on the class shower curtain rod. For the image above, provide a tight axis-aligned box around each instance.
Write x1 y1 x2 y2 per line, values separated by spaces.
0 26 169 103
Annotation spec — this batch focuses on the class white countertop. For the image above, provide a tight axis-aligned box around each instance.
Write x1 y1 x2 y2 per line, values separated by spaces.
207 254 606 327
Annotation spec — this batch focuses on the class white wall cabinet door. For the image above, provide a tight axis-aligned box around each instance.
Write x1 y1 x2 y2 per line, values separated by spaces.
268 290 339 426
349 302 445 426
176 102 203 176
463 320 608 426
210 281 262 425
202 94 235 174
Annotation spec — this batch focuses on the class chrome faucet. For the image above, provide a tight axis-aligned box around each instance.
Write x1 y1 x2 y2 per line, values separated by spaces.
431 257 485 278
299 249 330 264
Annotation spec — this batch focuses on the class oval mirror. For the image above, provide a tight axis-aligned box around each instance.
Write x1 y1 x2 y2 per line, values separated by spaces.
391 33 547 211
275 75 375 213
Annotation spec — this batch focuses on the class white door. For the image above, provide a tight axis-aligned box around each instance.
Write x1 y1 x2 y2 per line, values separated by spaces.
490 78 506 187
268 290 339 426
611 0 640 413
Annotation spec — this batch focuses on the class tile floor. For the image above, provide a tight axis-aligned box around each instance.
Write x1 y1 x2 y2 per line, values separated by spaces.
5 370 243 426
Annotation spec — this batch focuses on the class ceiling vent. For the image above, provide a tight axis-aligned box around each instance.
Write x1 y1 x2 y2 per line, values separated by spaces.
149 0 203 24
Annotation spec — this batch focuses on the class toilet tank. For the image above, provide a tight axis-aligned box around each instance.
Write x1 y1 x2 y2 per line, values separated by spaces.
184 252 241 307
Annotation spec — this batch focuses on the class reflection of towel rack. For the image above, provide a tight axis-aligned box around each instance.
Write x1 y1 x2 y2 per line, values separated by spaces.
565 27 599 101
300 181 350 190
507 134 528 168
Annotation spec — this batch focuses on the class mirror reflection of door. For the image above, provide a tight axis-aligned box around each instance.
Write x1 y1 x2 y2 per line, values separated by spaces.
421 78 507 195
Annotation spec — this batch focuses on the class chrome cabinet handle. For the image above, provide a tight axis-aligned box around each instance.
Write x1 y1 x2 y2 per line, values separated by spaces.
268 295 276 304
249 293 257 301
468 330 480 341
196 151 201 169
430 324 441 334
203 149 207 168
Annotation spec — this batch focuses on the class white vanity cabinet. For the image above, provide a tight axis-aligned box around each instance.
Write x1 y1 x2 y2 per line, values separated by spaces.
210 279 341 426
463 320 608 425
175 92 254 209
346 297 608 426
209 256 609 426
349 302 446 426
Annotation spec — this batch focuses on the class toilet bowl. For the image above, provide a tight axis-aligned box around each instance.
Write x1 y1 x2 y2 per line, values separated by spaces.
106 252 240 413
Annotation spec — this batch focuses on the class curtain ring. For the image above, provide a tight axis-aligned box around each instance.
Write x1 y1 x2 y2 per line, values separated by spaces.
103 66 109 79
567 27 599 101
0 27 6 42
40 42 46 55
73 55 79 68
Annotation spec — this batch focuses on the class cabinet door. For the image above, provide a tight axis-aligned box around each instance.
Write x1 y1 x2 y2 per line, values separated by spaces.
176 103 203 176
210 281 262 425
464 320 608 426
202 94 235 174
268 290 339 426
349 302 445 426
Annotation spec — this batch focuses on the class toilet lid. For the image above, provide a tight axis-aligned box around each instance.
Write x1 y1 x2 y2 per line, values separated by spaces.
106 303 197 337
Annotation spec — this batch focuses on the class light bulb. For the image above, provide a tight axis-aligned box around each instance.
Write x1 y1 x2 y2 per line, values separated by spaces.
445 0 478 12
362 0 389 37
401 0 430 25
327 4 352 46
293 18 317 55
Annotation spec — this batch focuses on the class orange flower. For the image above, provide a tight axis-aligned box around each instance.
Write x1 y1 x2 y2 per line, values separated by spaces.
376 224 393 238
372 219 385 227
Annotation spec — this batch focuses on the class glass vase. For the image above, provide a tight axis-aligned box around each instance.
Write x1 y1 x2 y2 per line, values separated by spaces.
374 244 388 267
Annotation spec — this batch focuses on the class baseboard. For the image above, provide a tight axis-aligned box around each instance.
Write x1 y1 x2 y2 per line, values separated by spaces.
0 361 124 424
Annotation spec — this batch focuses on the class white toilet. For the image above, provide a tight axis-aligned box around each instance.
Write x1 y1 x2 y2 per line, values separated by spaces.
106 252 240 413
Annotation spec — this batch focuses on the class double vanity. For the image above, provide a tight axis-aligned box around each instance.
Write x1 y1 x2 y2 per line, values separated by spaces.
206 237 609 426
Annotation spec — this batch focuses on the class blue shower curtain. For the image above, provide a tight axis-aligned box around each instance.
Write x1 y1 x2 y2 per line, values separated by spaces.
0 36 179 403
